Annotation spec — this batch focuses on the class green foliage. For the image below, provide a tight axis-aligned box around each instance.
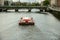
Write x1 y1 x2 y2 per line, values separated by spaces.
11 2 41 6
31 3 41 6
43 0 50 6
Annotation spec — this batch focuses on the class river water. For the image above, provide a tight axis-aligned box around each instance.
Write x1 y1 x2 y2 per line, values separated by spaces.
0 10 60 40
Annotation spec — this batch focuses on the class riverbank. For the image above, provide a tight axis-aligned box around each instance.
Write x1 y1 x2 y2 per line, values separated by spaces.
49 7 60 12
49 7 60 20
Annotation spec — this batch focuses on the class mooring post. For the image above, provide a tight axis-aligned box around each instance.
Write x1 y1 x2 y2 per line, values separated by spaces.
0 9 2 12
15 9 18 12
40 9 43 12
28 9 31 12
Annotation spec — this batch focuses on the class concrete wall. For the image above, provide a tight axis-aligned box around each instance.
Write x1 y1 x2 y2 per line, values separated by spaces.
50 0 60 7
0 0 13 6
50 0 56 6
0 0 4 6
57 0 60 7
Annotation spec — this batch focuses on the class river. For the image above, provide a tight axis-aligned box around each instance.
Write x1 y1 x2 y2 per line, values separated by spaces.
0 10 60 40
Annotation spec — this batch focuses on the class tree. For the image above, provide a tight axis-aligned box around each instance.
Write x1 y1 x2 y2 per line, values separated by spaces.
43 0 50 6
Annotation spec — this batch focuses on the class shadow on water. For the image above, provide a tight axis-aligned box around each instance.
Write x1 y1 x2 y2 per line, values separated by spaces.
40 12 48 15
1 11 48 15
50 12 60 21
18 25 41 32
18 25 35 29
51 32 60 40
58 38 60 40
0 33 2 40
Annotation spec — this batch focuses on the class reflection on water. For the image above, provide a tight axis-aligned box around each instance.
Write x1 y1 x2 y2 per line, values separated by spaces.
52 13 60 21
7 9 40 13
0 11 60 40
